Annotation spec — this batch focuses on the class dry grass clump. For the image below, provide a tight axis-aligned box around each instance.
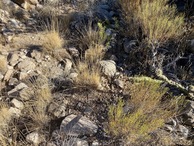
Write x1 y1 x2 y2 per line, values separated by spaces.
0 102 13 146
0 56 7 74
76 62 101 89
76 44 104 88
41 30 64 54
23 76 53 132
108 77 180 144
120 0 184 44
75 24 107 89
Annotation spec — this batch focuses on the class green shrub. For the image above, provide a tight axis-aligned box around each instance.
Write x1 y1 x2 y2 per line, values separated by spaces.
108 77 180 144
120 0 184 45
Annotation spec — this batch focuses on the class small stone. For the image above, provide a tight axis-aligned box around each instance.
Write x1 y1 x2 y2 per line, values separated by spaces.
68 72 78 80
19 87 33 101
64 59 72 75
48 103 66 118
9 107 21 117
123 39 138 53
67 47 79 57
92 141 99 146
17 58 36 72
11 99 24 110
115 79 124 88
8 82 28 95
30 50 41 61
19 72 28 80
189 85 194 92
100 60 116 77
3 69 14 81
76 139 88 146
26 132 40 145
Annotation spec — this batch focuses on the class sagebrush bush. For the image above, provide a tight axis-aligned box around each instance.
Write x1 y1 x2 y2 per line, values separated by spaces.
108 77 180 144
120 0 184 44
137 0 184 44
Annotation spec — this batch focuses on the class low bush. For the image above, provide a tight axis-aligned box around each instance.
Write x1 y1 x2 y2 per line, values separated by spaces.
107 77 181 144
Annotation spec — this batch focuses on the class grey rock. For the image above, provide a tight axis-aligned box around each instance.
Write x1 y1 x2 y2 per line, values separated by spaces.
64 59 72 75
17 58 36 72
100 60 116 77
68 72 78 80
67 47 79 57
9 107 21 117
184 100 194 125
19 71 28 80
60 114 98 136
8 82 28 95
30 50 41 61
8 78 18 86
48 100 68 118
0 9 9 23
115 79 124 88
76 139 88 146
105 28 112 36
19 87 34 101
9 53 19 66
3 69 14 81
178 125 189 138
92 141 99 146
26 132 40 145
11 98 24 110
123 39 138 53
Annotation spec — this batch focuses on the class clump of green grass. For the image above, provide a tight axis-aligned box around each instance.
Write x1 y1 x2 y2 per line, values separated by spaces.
107 77 181 144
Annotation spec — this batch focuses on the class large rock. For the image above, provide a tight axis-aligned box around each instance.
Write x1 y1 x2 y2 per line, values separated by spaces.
60 114 98 136
100 60 116 77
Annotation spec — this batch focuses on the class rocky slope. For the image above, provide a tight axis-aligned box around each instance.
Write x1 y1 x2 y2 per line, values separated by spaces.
0 0 194 146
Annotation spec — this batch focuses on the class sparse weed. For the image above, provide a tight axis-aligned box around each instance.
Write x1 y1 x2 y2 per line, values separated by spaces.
108 77 181 144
